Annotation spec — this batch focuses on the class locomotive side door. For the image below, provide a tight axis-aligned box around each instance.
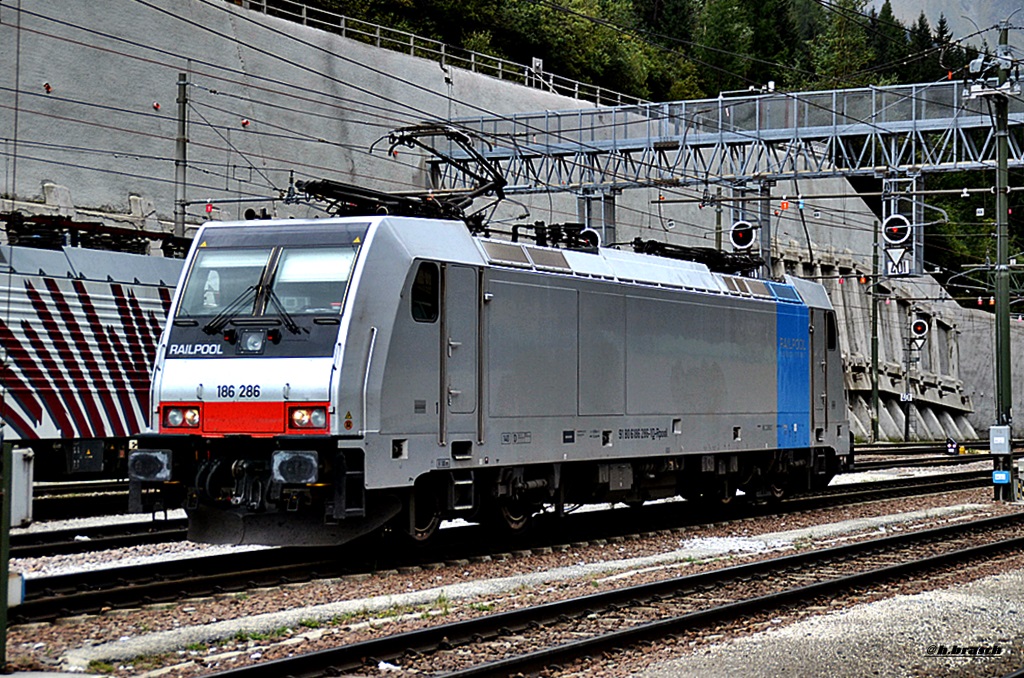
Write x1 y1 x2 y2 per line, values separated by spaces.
809 308 828 436
439 264 479 445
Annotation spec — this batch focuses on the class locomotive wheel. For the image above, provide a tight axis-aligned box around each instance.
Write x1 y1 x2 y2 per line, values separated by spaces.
499 502 532 532
409 510 441 542
481 500 535 534
407 484 442 543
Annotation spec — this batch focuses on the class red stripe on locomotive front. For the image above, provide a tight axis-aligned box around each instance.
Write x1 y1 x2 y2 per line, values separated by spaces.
204 401 285 435
159 402 331 436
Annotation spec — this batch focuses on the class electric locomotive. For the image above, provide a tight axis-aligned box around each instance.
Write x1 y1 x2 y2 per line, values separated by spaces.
129 215 850 546
1 243 181 479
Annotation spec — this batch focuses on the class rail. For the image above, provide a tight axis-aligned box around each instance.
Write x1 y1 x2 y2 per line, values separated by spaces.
232 0 647 107
201 511 1024 677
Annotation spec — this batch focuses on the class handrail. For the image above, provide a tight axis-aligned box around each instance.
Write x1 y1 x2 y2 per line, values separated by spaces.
233 0 648 108
360 326 377 435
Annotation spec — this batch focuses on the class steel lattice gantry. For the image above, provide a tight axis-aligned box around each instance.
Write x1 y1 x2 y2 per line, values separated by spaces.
432 81 1024 194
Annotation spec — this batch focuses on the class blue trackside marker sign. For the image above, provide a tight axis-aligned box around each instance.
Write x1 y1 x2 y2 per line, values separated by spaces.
993 470 1011 484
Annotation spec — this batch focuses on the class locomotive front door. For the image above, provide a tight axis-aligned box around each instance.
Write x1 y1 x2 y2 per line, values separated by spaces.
440 264 479 443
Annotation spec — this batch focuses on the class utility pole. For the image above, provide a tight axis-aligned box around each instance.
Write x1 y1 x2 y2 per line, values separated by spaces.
174 72 188 239
994 23 1011 433
994 23 1015 500
758 180 772 279
871 221 880 442
714 187 723 251
965 23 1019 499
903 321 913 441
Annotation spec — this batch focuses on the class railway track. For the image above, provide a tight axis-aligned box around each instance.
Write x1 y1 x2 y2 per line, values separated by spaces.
10 517 187 558
850 454 988 471
10 470 991 623
31 481 130 521
203 511 1024 678
33 480 127 496
855 442 953 455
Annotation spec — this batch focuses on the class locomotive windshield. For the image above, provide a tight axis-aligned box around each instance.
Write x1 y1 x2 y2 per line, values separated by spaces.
178 248 271 317
270 247 356 314
176 246 357 319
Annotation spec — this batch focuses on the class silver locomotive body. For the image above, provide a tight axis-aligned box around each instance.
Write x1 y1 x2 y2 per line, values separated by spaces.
131 216 849 545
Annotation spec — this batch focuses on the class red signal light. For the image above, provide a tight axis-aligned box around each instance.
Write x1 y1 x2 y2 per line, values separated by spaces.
882 214 911 245
730 220 755 250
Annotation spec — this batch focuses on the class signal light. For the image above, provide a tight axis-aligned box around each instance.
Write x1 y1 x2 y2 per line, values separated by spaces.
882 214 911 245
911 316 929 338
730 220 756 250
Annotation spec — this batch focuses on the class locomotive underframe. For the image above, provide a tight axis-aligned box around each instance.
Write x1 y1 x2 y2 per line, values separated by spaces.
131 432 840 545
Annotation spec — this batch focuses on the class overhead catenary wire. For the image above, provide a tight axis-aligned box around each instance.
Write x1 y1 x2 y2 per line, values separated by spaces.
0 1 970 215
3 1 1017 243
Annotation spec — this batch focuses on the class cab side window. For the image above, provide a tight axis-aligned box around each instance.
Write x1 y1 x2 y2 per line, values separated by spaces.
826 311 838 351
411 262 439 323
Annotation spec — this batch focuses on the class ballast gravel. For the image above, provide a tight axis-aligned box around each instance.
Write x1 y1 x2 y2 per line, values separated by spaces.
6 476 1022 676
637 570 1024 678
57 502 988 669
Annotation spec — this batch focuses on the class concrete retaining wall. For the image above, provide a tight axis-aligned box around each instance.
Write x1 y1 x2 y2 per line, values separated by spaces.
1 0 1017 440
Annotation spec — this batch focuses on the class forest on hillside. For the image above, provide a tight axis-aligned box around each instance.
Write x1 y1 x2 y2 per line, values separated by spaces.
317 0 978 100
314 0 1019 291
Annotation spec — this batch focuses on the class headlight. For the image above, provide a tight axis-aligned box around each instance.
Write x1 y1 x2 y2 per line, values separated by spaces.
238 329 267 355
165 408 184 427
310 408 327 428
164 406 200 428
289 407 328 429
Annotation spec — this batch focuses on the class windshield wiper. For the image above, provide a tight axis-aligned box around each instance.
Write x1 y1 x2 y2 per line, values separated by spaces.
265 288 303 334
203 285 258 335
